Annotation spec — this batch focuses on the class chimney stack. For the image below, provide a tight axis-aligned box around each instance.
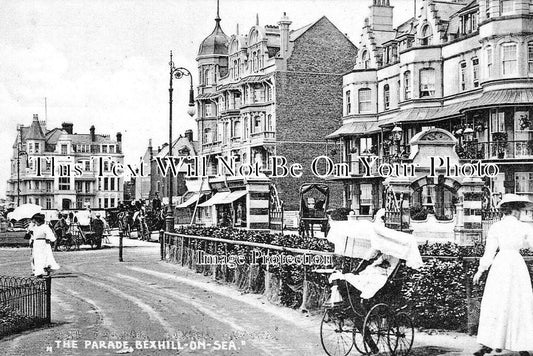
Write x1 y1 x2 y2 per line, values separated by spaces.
90 125 95 142
184 130 194 142
33 114 39 121
278 12 292 58
61 122 74 134
116 132 122 142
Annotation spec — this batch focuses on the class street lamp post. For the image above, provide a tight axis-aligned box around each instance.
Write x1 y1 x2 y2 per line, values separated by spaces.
166 51 196 232
16 126 27 206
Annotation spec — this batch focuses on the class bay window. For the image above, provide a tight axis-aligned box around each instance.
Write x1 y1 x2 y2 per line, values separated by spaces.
419 68 435 97
358 88 372 113
501 43 517 75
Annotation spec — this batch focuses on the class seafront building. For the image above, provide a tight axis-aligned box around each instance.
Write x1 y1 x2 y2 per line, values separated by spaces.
6 115 124 210
188 7 358 228
327 0 533 227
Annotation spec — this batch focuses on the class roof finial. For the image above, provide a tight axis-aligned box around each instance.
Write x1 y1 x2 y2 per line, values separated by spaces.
236 23 239 35
256 13 259 26
215 0 221 22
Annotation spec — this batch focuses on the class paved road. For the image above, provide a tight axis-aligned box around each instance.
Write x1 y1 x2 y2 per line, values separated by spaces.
0 235 521 356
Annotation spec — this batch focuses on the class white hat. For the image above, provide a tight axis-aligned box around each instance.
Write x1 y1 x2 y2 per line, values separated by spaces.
497 193 533 209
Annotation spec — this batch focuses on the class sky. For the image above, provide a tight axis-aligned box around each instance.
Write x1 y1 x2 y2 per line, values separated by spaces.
0 0 414 199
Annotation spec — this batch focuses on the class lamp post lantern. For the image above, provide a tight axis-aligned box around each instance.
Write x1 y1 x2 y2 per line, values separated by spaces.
166 51 196 232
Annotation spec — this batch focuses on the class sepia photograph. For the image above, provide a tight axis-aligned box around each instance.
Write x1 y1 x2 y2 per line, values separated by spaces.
1 0 533 355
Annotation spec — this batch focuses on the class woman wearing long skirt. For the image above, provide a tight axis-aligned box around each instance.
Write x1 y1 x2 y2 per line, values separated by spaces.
473 194 533 356
29 213 60 277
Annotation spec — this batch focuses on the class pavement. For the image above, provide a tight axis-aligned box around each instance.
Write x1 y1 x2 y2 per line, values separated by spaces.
0 232 527 356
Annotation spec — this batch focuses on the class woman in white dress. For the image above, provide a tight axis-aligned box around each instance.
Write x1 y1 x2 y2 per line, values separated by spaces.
29 213 60 277
473 194 533 356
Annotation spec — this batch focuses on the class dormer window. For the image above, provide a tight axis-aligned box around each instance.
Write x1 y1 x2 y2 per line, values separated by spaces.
361 50 370 69
420 25 432 46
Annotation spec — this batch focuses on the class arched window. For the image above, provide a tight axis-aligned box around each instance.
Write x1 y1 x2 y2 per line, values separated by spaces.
404 71 411 100
204 68 210 86
459 61 467 91
384 84 390 110
361 50 370 69
233 121 241 138
420 25 432 46
501 42 517 75
486 46 493 76
419 68 436 97
233 60 238 79
243 117 249 139
253 115 262 133
358 88 372 113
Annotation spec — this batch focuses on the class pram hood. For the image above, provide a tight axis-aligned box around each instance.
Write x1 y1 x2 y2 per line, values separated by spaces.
327 219 423 270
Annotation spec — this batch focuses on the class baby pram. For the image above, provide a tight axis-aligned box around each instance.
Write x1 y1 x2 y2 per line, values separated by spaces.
316 216 423 356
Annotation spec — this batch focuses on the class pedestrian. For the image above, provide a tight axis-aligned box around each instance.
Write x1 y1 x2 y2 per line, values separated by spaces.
91 213 105 248
473 194 533 356
28 213 60 278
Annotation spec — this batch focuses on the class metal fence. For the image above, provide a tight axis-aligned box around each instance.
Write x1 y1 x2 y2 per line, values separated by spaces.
0 276 51 338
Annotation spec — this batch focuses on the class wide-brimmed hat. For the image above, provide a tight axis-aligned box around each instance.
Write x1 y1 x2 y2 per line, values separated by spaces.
497 194 533 209
31 213 46 223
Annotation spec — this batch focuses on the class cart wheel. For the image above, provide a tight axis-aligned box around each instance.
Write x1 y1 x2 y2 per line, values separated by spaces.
388 312 414 356
320 308 354 356
363 303 390 355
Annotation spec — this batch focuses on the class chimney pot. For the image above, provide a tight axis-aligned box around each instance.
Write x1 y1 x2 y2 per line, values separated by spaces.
90 125 96 142
61 122 74 134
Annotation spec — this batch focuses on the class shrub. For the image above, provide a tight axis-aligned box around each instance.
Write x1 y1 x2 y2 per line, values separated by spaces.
328 208 352 221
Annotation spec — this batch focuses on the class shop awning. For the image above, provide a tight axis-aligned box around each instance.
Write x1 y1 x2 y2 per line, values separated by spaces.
197 192 231 207
379 107 440 127
429 100 475 121
466 89 533 109
176 193 204 208
195 92 218 100
218 190 247 204
326 121 381 139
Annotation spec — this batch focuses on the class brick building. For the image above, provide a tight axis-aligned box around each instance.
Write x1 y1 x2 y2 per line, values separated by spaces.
6 115 124 210
192 6 357 228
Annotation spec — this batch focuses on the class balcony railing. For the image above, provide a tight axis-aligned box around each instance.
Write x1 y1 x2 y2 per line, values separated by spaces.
250 131 275 144
457 140 533 160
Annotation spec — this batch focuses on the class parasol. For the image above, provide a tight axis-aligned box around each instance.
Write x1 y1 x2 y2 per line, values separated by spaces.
9 204 42 221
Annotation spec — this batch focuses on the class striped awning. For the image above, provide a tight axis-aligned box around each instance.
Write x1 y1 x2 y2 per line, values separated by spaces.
430 100 475 121
176 193 204 209
198 192 230 207
326 121 381 139
466 89 533 109
195 92 219 100
379 107 440 127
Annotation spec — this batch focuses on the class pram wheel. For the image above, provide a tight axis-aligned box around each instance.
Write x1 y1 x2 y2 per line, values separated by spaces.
387 311 414 356
363 303 390 355
320 308 354 356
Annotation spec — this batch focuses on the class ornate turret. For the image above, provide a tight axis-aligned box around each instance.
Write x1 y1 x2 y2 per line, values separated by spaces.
197 0 229 57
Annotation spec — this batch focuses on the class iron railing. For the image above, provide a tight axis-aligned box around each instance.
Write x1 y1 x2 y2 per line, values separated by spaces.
0 276 51 338
457 140 533 160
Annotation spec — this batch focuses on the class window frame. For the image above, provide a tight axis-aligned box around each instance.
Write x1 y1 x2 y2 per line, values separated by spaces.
501 42 517 76
358 88 372 113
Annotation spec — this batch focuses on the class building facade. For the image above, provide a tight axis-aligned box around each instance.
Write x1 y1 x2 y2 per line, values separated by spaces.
6 115 124 210
328 0 533 221
192 8 358 228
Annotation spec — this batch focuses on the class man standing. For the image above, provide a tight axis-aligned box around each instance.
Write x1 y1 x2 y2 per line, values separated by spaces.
91 214 105 249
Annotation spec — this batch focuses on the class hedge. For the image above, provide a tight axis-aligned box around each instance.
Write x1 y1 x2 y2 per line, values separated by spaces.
170 226 532 331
